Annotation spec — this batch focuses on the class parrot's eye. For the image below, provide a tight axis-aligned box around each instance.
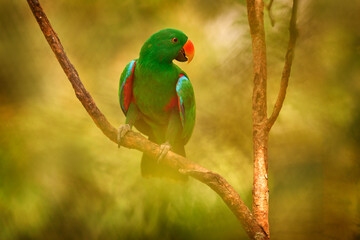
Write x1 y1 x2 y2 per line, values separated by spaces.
171 37 178 43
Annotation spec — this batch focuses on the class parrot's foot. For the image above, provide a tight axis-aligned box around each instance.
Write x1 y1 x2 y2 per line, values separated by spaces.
157 142 172 163
117 124 131 148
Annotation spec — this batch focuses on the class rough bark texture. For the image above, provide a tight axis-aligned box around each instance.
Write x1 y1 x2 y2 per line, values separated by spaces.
246 0 299 237
27 0 269 239
246 0 270 236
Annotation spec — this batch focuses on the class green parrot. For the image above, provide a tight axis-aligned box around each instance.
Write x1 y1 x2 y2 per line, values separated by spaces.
118 29 196 181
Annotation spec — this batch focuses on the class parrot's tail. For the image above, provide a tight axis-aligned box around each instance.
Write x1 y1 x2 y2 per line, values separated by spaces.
141 141 188 182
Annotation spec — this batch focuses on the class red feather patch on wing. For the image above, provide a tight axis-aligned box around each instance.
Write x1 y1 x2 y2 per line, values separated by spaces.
120 60 136 114
163 96 178 111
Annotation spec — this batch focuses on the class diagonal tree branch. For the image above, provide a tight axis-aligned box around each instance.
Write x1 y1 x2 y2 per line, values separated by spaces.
27 0 268 239
267 0 298 130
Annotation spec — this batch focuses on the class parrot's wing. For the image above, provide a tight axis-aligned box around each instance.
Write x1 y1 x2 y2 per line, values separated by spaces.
119 60 136 115
176 74 196 144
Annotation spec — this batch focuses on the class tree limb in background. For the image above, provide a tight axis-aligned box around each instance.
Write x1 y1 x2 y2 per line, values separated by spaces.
246 0 298 237
265 0 275 26
267 0 298 130
26 0 268 239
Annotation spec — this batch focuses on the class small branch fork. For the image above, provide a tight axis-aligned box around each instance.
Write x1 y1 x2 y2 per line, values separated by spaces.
27 0 268 239
246 0 298 237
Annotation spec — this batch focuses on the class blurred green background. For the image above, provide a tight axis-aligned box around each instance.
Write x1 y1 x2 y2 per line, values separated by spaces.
1 0 359 239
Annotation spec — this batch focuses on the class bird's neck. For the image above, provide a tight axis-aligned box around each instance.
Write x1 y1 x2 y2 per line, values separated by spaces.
138 57 174 71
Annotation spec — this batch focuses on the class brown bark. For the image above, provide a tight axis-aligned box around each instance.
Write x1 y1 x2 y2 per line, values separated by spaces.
27 0 269 239
246 0 270 236
246 0 299 237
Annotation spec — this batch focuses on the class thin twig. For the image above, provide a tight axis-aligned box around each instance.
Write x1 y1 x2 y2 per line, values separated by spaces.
267 0 298 130
265 0 275 26
26 0 268 239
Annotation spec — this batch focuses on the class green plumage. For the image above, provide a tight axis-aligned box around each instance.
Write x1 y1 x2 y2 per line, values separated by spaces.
119 29 195 181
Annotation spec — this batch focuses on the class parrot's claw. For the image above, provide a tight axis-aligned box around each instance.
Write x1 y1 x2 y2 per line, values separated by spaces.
117 124 131 148
157 142 171 163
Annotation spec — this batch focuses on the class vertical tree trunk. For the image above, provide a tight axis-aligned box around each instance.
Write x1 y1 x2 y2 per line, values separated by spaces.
246 0 270 236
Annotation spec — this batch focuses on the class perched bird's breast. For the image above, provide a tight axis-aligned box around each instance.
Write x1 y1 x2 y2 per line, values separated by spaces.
133 65 178 125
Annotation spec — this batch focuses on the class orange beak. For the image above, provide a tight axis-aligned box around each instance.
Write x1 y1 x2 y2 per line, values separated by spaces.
183 39 195 63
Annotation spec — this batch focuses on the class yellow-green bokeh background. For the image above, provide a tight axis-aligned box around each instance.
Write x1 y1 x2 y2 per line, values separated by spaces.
1 0 359 239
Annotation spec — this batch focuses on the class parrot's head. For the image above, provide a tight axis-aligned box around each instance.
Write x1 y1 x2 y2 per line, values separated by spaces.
140 28 195 64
